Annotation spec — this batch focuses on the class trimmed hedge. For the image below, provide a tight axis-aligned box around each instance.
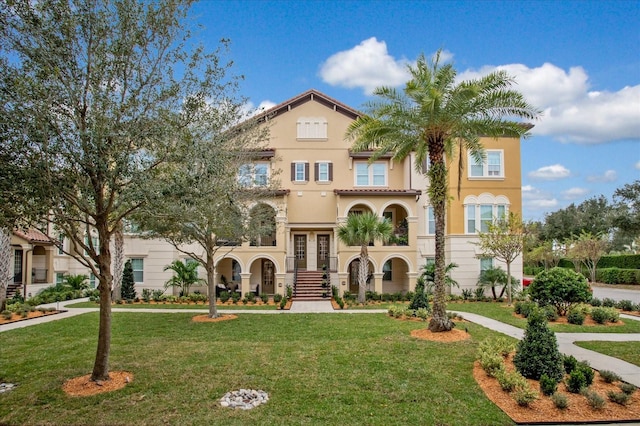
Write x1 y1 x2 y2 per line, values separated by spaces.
597 268 640 285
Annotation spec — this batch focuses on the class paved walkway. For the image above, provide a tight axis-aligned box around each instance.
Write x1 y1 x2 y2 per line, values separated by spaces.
2 299 640 388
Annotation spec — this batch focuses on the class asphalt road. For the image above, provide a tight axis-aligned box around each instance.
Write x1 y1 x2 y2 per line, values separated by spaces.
591 284 640 304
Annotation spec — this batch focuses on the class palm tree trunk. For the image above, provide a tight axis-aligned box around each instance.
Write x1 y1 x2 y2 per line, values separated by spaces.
428 156 454 332
0 228 11 312
358 245 368 304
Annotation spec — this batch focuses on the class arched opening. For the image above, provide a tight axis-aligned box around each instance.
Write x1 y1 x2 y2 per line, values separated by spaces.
347 203 373 216
249 203 277 247
216 258 242 294
249 257 276 295
381 257 410 294
383 204 409 246
347 258 374 294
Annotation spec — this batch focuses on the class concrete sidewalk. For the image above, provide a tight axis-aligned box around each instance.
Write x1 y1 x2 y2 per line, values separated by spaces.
3 299 640 387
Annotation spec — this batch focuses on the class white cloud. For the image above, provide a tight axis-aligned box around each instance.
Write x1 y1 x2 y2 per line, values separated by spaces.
562 187 590 200
522 185 558 211
319 37 410 94
636 161 640 170
459 62 640 144
242 100 277 117
586 169 617 183
528 164 571 180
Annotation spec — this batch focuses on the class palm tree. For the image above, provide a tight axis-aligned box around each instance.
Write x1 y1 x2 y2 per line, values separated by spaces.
337 212 393 303
346 51 538 331
163 260 205 297
420 262 459 296
477 266 521 301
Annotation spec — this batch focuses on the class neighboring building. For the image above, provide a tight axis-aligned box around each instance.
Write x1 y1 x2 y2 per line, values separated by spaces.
11 89 524 299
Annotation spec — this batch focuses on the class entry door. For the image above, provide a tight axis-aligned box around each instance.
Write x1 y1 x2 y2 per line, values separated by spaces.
317 234 330 269
294 235 307 269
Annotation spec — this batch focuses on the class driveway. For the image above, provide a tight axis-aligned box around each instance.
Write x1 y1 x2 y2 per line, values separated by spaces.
591 284 640 304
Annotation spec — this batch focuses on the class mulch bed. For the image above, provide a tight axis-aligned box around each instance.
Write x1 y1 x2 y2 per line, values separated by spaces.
0 310 64 325
63 371 133 397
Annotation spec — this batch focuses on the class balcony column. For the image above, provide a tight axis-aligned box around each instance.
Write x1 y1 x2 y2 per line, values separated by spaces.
407 216 418 246
239 272 252 297
373 272 384 294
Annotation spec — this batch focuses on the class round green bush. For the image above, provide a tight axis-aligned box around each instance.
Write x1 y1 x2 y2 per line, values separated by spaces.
528 267 592 316
567 309 585 325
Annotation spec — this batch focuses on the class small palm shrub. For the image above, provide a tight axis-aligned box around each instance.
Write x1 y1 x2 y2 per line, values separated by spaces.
513 308 564 381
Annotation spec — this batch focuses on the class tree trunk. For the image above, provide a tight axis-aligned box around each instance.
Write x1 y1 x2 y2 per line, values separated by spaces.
358 245 368 304
91 223 113 382
0 228 11 312
207 251 218 318
506 261 512 306
111 222 124 302
427 157 453 332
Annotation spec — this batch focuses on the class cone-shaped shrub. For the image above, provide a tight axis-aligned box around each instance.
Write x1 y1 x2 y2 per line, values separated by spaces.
121 260 136 300
513 307 564 381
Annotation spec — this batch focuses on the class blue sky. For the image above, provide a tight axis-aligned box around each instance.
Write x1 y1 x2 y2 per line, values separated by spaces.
192 0 640 222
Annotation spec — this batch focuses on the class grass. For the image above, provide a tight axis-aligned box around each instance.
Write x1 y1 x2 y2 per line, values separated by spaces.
574 341 640 367
447 302 640 333
0 312 514 425
66 301 278 310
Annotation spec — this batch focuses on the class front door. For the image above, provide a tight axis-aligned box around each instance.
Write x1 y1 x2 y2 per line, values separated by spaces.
294 235 307 270
317 234 330 270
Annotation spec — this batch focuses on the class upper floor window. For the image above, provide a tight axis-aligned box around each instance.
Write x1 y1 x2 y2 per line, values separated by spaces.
355 162 387 187
469 150 503 178
291 162 309 182
426 206 435 235
239 162 269 187
315 162 333 182
464 194 509 234
297 117 327 139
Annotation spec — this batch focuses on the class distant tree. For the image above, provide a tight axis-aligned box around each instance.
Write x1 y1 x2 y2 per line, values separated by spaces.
526 241 562 271
568 231 608 283
542 196 613 242
1 0 237 380
121 261 136 301
345 51 538 331
612 180 640 249
163 260 205 297
63 274 89 291
475 213 525 305
337 212 393 304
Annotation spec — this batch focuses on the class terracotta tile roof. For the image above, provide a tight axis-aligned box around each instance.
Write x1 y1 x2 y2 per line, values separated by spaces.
13 228 53 244
334 189 422 196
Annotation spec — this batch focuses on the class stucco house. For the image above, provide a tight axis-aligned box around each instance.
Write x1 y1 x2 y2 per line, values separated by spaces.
12 89 524 300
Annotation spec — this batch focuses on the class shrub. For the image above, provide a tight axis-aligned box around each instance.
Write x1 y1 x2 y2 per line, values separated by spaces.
566 370 587 393
539 374 558 396
478 352 505 378
461 288 474 301
602 297 616 308
1 310 12 320
591 307 619 324
260 293 269 304
478 337 516 358
496 370 527 392
619 383 637 395
583 389 605 409
527 267 591 316
415 308 429 320
219 291 230 303
273 293 283 303
141 289 152 303
590 297 602 307
551 393 569 409
567 308 585 325
474 287 486 301
617 299 634 311
279 297 287 309
121 260 136 301
336 297 344 309
577 361 595 386
231 292 241 304
514 300 537 318
245 292 256 303
152 289 165 302
599 370 621 383
607 391 630 406
542 304 559 321
513 385 538 406
513 309 564 381
409 279 430 310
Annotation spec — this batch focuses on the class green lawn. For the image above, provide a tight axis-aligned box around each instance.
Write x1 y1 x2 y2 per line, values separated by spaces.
447 302 640 333
574 341 640 367
0 312 514 425
66 301 278 310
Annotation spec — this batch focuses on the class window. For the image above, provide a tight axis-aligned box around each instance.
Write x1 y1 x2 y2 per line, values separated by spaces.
383 260 392 281
466 203 508 233
56 273 65 285
297 117 327 139
232 260 241 282
315 162 333 182
291 162 309 182
427 207 435 234
480 257 494 272
130 258 144 283
354 162 387 186
239 163 269 187
57 234 65 255
89 273 96 288
84 235 99 255
469 150 503 178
